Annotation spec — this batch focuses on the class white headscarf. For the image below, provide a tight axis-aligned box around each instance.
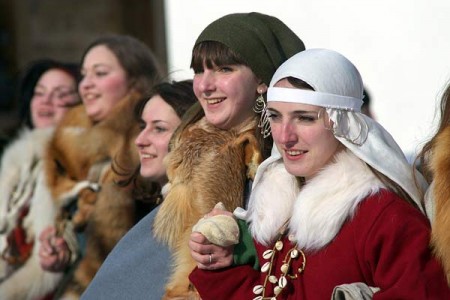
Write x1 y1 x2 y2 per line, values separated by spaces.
256 49 427 213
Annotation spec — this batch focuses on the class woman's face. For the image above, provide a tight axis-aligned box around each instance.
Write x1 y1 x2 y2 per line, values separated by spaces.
79 45 129 122
193 62 267 130
31 68 78 128
268 79 343 181
135 95 181 185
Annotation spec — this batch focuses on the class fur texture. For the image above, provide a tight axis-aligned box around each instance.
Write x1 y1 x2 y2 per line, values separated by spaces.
0 128 63 300
44 93 151 298
248 150 384 251
430 126 450 284
153 117 262 299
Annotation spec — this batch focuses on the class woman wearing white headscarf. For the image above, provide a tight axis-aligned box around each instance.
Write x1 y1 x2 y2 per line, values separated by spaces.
189 49 450 299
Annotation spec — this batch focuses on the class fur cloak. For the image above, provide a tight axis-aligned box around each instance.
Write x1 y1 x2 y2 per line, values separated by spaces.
44 92 156 298
153 116 262 299
0 127 63 300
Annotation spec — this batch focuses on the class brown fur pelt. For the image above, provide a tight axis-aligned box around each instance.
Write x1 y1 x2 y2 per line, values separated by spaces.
44 92 155 298
153 117 263 299
430 126 450 285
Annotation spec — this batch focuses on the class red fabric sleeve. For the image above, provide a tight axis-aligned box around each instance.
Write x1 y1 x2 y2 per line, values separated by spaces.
359 194 450 299
189 264 259 300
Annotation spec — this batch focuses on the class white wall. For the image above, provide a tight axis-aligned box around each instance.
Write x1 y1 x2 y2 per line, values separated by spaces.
164 0 450 159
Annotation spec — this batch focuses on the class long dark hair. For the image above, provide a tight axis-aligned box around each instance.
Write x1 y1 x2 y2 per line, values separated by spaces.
18 59 80 128
113 80 197 202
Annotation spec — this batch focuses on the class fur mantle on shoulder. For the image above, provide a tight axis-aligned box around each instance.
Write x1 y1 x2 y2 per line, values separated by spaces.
0 127 63 300
153 116 263 298
247 150 385 251
429 126 450 283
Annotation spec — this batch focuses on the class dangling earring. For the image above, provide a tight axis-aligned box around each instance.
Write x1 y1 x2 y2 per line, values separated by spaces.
258 107 271 138
253 93 265 113
253 92 271 138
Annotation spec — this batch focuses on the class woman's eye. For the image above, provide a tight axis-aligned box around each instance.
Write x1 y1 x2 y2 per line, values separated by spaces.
154 126 167 133
299 116 316 122
297 113 319 124
95 71 108 77
138 122 146 130
218 66 233 73
267 112 280 121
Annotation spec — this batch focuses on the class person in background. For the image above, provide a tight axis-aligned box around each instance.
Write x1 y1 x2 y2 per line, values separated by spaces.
0 59 80 155
418 80 450 285
0 58 80 298
82 12 305 300
189 49 450 299
114 80 197 220
2 34 162 300
18 59 81 130
362 88 374 118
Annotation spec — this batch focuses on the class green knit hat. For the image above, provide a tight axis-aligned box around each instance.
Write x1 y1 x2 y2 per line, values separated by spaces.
194 12 305 85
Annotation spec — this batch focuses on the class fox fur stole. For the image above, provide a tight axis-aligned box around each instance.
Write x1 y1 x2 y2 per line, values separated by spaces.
153 116 263 299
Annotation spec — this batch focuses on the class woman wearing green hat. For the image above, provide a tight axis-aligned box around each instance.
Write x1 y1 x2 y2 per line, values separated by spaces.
189 49 450 299
82 12 304 300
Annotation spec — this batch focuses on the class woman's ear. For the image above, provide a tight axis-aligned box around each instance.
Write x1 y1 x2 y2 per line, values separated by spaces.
257 83 268 94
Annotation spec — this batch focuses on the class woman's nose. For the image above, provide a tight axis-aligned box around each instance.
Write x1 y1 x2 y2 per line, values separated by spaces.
135 130 148 148
79 73 93 90
196 70 215 94
279 122 297 146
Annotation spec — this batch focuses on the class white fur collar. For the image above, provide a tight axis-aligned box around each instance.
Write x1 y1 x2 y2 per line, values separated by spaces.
247 150 384 251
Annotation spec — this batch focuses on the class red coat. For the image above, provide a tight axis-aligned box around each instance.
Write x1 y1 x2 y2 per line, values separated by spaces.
190 190 450 299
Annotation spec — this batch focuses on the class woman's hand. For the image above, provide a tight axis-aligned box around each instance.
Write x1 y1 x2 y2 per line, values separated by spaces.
38 226 71 272
189 231 234 270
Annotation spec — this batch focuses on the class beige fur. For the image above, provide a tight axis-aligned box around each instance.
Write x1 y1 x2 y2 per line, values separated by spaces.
44 93 153 297
153 117 262 299
430 126 450 284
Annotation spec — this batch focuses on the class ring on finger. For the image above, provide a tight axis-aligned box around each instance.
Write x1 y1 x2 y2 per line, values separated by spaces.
209 253 212 264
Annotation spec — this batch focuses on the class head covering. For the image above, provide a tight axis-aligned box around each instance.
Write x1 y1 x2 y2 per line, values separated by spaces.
194 12 305 85
258 48 427 212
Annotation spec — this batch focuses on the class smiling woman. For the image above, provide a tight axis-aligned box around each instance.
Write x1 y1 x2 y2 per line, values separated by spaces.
0 58 80 299
81 12 305 300
189 48 450 300
135 81 196 185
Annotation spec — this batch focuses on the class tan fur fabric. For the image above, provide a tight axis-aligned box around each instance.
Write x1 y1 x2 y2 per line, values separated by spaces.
431 126 450 285
153 117 262 299
44 93 148 297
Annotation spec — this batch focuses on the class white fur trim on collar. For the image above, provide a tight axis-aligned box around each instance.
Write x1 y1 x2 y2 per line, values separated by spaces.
247 150 384 250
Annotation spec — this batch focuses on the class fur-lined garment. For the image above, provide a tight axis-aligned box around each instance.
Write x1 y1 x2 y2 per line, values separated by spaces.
190 150 450 299
0 127 63 300
153 117 262 299
44 93 156 298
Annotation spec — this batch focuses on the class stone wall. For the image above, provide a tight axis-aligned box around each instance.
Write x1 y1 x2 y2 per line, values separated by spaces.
0 0 167 135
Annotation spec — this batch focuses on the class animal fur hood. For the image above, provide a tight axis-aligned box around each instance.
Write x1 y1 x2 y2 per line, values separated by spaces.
244 149 385 251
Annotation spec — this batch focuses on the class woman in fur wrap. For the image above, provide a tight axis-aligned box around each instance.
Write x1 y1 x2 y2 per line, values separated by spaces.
36 34 162 299
189 49 450 299
418 82 450 285
0 59 80 300
82 12 305 300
